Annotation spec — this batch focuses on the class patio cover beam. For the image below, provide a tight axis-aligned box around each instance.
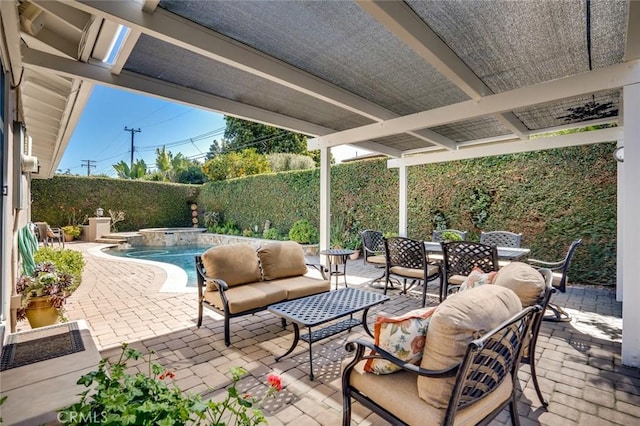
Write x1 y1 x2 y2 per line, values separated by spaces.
20 46 401 158
308 59 640 149
387 127 622 168
67 0 456 151
357 0 530 140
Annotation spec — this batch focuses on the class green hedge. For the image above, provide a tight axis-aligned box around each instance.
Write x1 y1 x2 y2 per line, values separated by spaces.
32 143 617 285
31 176 200 232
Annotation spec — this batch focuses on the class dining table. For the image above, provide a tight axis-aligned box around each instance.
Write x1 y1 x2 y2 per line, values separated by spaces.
423 241 530 261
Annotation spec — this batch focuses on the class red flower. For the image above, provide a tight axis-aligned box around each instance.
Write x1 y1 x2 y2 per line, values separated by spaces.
267 373 282 392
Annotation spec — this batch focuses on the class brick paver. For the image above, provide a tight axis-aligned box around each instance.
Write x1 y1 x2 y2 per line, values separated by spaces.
14 242 640 425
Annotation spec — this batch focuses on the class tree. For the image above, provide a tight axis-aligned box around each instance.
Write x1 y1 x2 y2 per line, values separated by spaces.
113 159 147 179
206 139 225 160
202 149 271 181
223 117 309 155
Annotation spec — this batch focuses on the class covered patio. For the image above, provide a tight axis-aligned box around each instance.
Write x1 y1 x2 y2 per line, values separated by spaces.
4 242 636 425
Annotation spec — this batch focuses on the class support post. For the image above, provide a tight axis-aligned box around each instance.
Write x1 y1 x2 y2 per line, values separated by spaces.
398 165 408 237
622 83 640 367
319 147 330 262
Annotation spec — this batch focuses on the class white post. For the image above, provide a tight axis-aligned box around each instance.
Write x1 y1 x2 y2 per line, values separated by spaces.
319 147 330 260
616 139 624 302
398 165 408 237
622 83 640 367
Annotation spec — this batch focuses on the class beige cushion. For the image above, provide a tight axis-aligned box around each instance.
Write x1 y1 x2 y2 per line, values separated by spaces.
367 255 386 265
258 241 308 280
418 285 522 408
345 359 513 425
269 275 330 299
201 244 261 287
390 264 439 279
448 274 467 285
204 282 286 314
494 262 545 307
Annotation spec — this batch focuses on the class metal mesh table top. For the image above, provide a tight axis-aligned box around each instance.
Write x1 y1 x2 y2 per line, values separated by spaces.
320 249 355 256
268 288 388 327
424 242 530 260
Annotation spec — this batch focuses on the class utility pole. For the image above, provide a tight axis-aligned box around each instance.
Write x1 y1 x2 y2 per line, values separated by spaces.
124 127 141 168
81 160 96 176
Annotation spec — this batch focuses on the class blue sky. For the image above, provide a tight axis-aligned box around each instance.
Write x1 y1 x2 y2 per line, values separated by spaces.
59 86 365 177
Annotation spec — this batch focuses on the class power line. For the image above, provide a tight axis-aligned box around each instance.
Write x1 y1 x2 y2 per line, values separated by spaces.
81 160 96 176
124 127 141 168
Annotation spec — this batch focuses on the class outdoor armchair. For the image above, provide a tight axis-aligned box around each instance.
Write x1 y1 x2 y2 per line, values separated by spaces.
527 239 583 322
34 222 64 248
441 241 498 300
384 236 442 306
342 285 540 426
480 231 523 248
360 229 386 287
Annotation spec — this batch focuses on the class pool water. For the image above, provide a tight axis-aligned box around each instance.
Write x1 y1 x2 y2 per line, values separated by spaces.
103 245 211 287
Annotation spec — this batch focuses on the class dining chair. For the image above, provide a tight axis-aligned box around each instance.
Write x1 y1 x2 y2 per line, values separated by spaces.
480 231 523 248
441 241 498 300
431 229 468 242
360 229 386 287
527 239 583 322
384 236 442 306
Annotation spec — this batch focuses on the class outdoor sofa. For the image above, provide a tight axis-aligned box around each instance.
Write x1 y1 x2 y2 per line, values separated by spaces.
195 241 329 346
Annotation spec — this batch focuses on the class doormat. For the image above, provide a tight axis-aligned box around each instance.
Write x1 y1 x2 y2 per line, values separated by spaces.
0 322 85 371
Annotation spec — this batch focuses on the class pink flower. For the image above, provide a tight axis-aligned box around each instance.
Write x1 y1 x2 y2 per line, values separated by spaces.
267 373 282 392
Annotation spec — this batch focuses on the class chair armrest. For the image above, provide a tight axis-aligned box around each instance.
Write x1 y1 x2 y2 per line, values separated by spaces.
306 263 329 280
343 339 458 378
195 256 229 291
527 258 564 270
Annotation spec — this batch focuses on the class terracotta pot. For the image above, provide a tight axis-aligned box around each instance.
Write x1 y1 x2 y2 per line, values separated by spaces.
349 250 361 260
25 296 60 328
64 233 74 242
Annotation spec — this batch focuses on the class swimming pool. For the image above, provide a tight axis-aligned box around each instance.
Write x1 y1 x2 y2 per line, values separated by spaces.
102 245 211 287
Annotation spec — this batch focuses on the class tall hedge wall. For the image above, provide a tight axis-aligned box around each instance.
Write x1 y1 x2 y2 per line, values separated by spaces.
199 143 617 286
31 176 200 231
31 143 617 286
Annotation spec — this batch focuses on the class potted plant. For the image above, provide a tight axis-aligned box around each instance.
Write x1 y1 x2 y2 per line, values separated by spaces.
16 262 74 328
441 230 463 242
61 225 81 242
345 233 363 259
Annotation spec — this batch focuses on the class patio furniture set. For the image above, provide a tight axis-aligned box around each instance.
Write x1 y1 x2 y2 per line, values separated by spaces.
194 235 574 424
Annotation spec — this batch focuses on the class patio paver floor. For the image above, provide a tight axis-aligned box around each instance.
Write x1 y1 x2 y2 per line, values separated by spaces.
12 242 640 425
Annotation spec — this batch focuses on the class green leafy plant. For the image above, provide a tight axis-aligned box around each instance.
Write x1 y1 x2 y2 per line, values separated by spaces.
59 343 281 425
262 228 281 240
16 262 75 322
441 231 463 242
288 220 319 244
61 225 81 239
34 247 86 288
344 233 363 251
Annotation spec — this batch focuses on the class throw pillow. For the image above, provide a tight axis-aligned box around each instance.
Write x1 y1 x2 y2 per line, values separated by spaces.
493 261 546 307
364 306 437 375
458 267 497 292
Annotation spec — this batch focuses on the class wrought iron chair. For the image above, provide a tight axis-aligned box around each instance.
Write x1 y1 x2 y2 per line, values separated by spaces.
520 268 555 407
480 231 523 248
441 241 498 300
384 237 442 306
431 229 468 242
34 222 64 248
527 239 583 322
342 304 540 426
360 229 386 287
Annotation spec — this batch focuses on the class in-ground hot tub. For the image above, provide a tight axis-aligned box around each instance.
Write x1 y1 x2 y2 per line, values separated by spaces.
139 227 206 246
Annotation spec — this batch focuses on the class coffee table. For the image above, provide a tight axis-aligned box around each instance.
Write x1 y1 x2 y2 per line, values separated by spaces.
268 288 389 380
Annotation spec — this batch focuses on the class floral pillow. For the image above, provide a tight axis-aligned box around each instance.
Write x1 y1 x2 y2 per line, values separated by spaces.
364 306 437 375
458 267 497 292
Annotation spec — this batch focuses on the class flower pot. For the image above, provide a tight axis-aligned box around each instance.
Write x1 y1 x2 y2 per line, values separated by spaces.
64 233 74 242
25 296 60 328
349 250 361 260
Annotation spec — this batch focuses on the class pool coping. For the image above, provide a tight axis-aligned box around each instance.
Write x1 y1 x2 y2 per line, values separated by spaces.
88 245 196 294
